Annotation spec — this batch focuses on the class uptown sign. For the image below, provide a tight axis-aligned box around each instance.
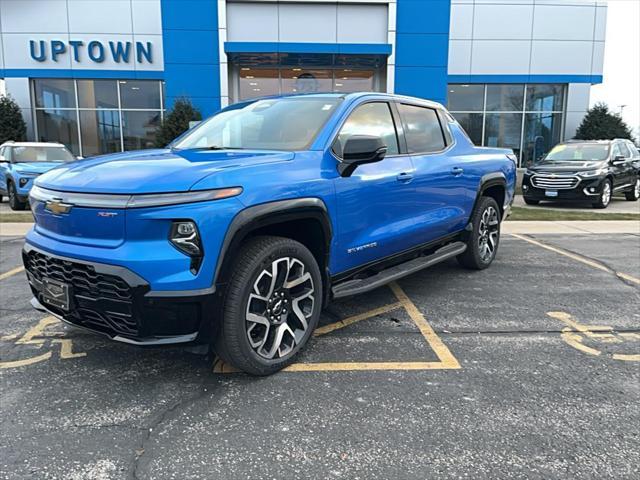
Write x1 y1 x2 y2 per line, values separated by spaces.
29 40 153 64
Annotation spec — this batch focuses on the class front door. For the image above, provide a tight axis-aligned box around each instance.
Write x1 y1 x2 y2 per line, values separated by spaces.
331 101 417 274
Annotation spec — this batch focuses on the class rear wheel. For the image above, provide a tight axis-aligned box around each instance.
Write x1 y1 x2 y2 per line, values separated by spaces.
214 236 322 375
523 197 539 205
592 179 612 209
8 182 27 211
458 196 501 270
624 178 640 201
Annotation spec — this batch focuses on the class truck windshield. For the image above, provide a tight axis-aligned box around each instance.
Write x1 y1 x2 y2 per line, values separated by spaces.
544 144 610 162
13 146 75 163
173 97 342 151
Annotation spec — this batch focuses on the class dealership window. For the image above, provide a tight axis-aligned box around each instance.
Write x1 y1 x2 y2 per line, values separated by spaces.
32 79 164 157
447 84 566 167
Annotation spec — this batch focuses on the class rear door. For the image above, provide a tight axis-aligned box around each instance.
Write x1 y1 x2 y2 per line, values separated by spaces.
612 142 633 188
396 103 475 243
331 101 417 273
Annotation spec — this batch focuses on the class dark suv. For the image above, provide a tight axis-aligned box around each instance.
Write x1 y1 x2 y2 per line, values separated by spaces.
522 139 640 209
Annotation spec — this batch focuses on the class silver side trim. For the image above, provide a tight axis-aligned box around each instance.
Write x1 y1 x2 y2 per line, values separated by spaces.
613 183 632 192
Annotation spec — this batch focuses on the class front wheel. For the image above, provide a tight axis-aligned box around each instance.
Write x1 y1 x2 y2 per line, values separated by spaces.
592 179 612 209
8 182 27 211
457 196 501 270
624 178 640 201
214 236 322 375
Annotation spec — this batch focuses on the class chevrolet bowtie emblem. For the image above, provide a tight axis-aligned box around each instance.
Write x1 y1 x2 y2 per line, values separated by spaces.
45 199 73 215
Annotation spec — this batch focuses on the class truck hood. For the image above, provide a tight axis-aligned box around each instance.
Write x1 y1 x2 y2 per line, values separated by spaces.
13 162 64 174
35 149 294 194
529 160 606 173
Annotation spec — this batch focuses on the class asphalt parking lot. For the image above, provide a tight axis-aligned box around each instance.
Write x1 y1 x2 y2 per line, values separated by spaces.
1 232 639 479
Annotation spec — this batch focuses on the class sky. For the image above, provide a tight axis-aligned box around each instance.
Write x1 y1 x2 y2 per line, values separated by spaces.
589 0 640 138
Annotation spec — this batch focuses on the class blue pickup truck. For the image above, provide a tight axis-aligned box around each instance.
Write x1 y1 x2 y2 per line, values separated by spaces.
23 93 516 375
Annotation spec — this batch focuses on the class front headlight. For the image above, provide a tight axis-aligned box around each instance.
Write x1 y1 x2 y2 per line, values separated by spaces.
578 169 606 178
169 221 204 274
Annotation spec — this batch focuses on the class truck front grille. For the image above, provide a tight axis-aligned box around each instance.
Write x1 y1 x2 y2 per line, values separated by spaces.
24 250 139 337
531 174 579 190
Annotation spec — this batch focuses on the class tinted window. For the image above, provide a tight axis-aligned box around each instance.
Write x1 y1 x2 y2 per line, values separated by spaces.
335 102 399 156
447 84 484 111
119 80 161 109
546 144 610 162
398 104 446 153
618 142 631 158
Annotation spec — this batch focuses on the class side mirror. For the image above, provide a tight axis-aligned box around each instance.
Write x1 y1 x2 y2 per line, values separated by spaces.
337 135 387 177
611 155 626 166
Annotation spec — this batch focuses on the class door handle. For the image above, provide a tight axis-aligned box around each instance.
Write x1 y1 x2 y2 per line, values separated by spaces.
396 172 414 183
450 167 464 176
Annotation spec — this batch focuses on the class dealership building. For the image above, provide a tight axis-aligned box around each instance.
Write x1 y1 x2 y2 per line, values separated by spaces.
0 0 606 166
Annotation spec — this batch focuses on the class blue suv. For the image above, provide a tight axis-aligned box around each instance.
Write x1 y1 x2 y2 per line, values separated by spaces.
0 142 77 210
23 93 516 375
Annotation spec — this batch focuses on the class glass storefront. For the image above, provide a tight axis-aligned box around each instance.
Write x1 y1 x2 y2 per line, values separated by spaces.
32 79 165 157
448 84 566 167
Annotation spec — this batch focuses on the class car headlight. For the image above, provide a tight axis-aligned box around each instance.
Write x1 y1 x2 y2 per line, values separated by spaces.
524 169 535 176
578 169 605 178
19 177 29 187
169 221 204 274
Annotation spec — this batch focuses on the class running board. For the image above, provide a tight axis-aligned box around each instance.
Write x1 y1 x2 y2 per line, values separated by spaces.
331 241 467 299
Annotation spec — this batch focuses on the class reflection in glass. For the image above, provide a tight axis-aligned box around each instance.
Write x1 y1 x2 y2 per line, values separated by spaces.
239 68 280 100
333 69 374 93
77 80 118 109
35 109 80 155
119 80 161 109
486 84 524 112
521 112 563 167
452 112 483 146
447 84 484 111
281 69 332 95
80 110 121 157
398 104 445 153
122 111 161 151
484 113 523 158
336 102 399 156
34 79 76 110
526 84 564 112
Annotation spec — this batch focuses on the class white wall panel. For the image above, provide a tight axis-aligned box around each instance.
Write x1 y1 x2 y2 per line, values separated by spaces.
132 34 164 71
565 83 591 112
226 2 278 42
337 4 387 43
0 34 4 70
471 40 531 74
132 0 162 35
68 0 133 34
0 0 68 33
474 4 534 40
278 4 337 43
591 41 605 75
533 5 595 41
449 4 473 40
594 6 607 42
448 40 472 75
530 40 593 74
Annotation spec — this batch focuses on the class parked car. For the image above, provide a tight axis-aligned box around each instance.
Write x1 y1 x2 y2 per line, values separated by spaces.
522 139 640 209
23 93 516 375
0 141 77 210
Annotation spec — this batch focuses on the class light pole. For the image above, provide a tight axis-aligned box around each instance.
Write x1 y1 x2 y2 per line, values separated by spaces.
618 104 627 115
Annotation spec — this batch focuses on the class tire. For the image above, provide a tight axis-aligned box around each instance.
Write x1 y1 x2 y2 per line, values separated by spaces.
458 196 501 270
214 236 322 375
523 197 539 206
592 179 612 209
624 178 640 201
8 182 27 211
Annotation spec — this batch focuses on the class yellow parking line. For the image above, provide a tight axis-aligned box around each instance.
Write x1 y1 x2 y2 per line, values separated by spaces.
0 351 52 369
0 266 24 281
314 302 403 336
284 361 456 372
511 233 640 285
389 282 461 369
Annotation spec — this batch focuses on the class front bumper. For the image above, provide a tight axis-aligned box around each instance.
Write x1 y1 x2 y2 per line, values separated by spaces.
23 243 216 346
522 176 605 202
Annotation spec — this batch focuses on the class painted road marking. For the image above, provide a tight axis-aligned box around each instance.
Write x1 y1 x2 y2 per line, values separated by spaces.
547 311 639 362
213 281 460 373
0 266 25 281
0 316 86 369
511 234 640 285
